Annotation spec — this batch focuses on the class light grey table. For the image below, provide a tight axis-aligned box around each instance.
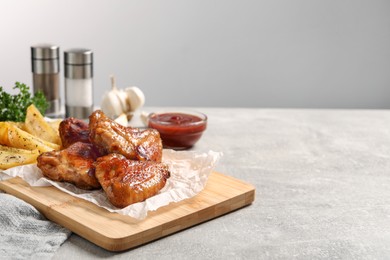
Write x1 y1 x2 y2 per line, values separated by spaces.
53 108 390 259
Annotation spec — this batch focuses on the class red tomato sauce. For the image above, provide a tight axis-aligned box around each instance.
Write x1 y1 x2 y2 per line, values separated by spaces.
148 112 207 149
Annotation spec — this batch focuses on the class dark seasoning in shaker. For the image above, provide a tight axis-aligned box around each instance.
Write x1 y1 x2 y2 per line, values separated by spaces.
31 44 61 117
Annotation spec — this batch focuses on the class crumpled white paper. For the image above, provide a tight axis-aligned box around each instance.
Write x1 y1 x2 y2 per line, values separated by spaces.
1 149 222 220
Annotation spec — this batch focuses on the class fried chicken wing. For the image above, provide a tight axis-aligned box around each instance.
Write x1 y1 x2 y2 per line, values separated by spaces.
89 110 163 162
94 153 170 208
59 117 90 148
37 142 101 189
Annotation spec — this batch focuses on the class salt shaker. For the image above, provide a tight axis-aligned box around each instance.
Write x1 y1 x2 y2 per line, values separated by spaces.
31 44 61 117
64 48 94 119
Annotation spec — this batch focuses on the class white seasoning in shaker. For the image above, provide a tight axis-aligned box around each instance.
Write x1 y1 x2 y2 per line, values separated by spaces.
64 48 94 119
65 78 93 107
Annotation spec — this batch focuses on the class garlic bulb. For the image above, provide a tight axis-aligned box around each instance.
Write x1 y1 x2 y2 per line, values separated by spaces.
100 75 145 119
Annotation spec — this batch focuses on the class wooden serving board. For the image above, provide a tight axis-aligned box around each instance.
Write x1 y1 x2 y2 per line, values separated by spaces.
0 172 255 251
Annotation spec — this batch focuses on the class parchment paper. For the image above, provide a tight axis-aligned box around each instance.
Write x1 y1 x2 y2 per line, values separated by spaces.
1 149 221 220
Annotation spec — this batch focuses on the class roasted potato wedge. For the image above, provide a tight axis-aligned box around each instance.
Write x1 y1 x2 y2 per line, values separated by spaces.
24 104 61 145
5 121 25 130
0 144 39 153
0 122 60 152
0 145 39 169
47 119 62 135
0 104 63 169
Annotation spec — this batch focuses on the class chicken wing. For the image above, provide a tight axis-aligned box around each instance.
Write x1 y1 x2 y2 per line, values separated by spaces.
37 142 101 189
94 153 170 208
59 117 90 148
89 110 163 162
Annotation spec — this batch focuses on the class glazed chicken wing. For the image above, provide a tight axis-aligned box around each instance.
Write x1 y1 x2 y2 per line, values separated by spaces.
89 110 163 162
59 117 90 148
94 153 170 208
37 142 101 189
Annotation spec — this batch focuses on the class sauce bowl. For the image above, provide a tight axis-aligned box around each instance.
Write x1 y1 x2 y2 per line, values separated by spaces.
147 111 207 150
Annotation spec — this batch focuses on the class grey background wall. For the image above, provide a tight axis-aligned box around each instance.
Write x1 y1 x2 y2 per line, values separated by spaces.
1 0 390 108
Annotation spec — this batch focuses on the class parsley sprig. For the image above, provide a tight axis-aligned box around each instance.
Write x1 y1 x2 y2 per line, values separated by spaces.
0 82 49 122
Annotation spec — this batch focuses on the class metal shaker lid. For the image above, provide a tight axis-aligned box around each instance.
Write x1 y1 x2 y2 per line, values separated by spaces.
31 44 60 74
31 44 59 59
64 48 93 79
64 48 93 65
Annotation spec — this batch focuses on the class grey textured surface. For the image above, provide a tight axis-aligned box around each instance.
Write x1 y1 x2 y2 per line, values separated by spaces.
50 108 390 259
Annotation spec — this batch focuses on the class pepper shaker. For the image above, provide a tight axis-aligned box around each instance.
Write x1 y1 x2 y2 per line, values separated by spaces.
64 48 94 119
31 44 61 117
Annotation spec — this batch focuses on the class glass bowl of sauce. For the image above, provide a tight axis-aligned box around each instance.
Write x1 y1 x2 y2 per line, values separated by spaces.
147 111 207 150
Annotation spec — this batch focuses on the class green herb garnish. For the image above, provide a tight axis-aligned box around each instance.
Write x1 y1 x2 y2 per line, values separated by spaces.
0 82 49 122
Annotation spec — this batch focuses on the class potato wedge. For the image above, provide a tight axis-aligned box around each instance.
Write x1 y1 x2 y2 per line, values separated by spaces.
0 145 40 169
0 122 60 152
5 121 25 130
24 104 61 145
0 144 39 154
47 119 62 135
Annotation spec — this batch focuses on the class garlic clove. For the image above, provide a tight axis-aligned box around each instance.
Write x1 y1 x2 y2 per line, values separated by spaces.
125 86 145 112
101 90 123 119
116 89 131 113
140 111 150 126
114 113 128 126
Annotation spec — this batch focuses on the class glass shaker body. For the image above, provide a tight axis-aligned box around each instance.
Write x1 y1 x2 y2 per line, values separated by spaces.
31 44 61 117
64 49 94 119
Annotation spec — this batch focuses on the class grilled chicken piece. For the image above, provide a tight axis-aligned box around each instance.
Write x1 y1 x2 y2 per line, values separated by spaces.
89 110 163 162
59 117 90 148
94 153 170 208
37 142 101 190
